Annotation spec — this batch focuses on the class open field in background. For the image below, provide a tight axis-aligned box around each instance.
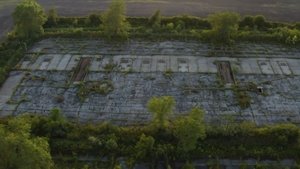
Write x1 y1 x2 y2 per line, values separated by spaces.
0 0 19 41
0 0 300 41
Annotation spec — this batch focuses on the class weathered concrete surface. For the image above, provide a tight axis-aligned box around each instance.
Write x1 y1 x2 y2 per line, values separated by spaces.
1 39 300 125
0 71 24 116
4 71 300 125
22 39 300 75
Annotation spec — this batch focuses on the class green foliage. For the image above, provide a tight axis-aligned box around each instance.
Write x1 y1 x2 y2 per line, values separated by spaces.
49 108 65 122
87 14 101 27
46 8 58 27
181 162 195 169
208 12 240 44
233 84 251 109
1 112 300 168
104 62 118 73
147 96 175 129
254 15 268 30
0 36 33 86
173 108 206 153
149 10 161 30
163 68 173 79
166 22 175 31
161 15 210 29
239 15 255 29
77 81 114 102
275 27 300 45
0 116 53 169
102 0 130 39
134 134 155 161
13 0 47 39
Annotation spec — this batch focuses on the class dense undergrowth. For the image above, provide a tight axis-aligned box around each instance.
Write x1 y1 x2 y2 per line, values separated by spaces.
43 14 300 45
1 110 300 169
0 36 38 86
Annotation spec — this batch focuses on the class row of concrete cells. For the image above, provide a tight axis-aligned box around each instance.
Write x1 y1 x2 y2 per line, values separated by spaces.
20 55 293 75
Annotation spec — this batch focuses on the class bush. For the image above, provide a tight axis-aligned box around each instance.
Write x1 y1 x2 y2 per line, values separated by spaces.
87 13 102 26
208 12 240 44
274 27 300 45
161 15 210 29
233 85 251 109
254 15 270 30
13 0 47 39
149 10 161 30
45 8 58 27
102 0 130 39
239 15 255 29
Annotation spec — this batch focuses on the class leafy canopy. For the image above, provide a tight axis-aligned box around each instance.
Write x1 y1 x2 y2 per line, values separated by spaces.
102 0 130 39
147 96 175 129
149 10 161 30
0 116 53 169
208 12 240 44
173 108 206 153
13 0 46 39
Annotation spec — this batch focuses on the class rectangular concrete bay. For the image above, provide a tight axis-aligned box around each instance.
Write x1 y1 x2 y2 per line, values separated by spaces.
47 54 63 70
57 54 72 70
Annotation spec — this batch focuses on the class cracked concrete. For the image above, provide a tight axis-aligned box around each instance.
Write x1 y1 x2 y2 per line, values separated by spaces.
1 38 300 125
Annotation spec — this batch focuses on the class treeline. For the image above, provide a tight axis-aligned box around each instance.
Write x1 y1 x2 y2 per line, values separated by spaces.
44 14 300 31
1 96 300 169
43 6 300 45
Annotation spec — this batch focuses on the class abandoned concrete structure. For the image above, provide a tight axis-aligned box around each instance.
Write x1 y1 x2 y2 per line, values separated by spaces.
0 38 300 125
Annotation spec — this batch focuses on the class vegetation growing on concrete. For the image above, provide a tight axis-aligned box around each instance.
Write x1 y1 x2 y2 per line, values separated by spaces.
77 80 114 102
233 84 252 109
1 96 300 169
0 0 300 169
163 68 173 79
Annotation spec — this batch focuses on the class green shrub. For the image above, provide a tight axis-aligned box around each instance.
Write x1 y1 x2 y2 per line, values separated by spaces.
87 13 102 26
149 10 161 30
45 8 58 27
233 84 251 109
254 15 270 30
239 15 255 29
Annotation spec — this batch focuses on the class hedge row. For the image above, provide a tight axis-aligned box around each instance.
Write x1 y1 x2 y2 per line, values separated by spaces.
44 14 300 31
20 114 300 165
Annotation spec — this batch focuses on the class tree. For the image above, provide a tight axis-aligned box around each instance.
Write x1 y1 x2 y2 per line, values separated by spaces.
253 15 270 30
0 116 53 169
208 12 240 44
149 10 161 30
239 15 254 29
147 96 175 129
88 13 101 27
13 0 47 39
102 0 130 39
173 108 206 153
134 134 155 161
44 108 68 138
46 8 58 27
